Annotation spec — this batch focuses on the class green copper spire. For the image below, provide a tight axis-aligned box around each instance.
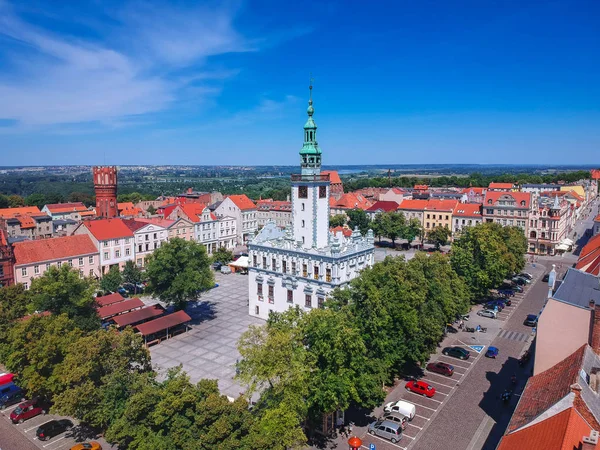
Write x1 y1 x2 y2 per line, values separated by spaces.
300 78 322 176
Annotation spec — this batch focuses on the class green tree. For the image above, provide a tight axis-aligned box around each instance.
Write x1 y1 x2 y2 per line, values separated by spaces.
499 226 528 275
100 265 123 294
383 211 406 248
346 208 370 235
211 247 234 264
0 193 9 209
122 260 143 292
329 214 346 228
145 238 214 310
68 192 95 206
403 217 423 244
427 225 452 249
29 265 99 331
370 212 387 242
25 193 47 208
8 194 25 207
0 284 28 341
147 205 157 215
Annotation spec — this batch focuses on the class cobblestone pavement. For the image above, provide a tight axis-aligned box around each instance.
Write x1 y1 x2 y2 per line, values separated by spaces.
148 271 263 399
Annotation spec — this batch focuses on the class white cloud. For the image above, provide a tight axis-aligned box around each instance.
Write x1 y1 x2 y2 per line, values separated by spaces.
0 1 252 128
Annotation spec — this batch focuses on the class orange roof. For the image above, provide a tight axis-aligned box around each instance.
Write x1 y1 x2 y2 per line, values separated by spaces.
45 202 87 213
366 201 399 212
498 407 593 450
397 199 428 211
97 298 144 320
177 203 206 222
0 229 7 247
414 184 429 191
256 200 292 212
453 203 482 217
462 187 486 195
80 210 95 217
0 206 41 218
331 192 373 210
135 310 191 336
322 170 342 184
82 218 134 241
135 218 176 228
331 226 352 237
424 199 458 212
595 215 600 222
488 182 514 189
228 194 256 211
484 191 531 209
591 169 600 180
118 202 135 210
575 234 600 276
17 215 36 229
507 345 586 433
14 235 98 266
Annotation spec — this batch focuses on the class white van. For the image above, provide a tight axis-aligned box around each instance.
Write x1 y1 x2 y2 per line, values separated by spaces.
383 400 416 421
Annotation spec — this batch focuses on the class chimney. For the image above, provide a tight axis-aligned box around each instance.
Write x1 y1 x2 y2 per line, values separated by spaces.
582 430 599 450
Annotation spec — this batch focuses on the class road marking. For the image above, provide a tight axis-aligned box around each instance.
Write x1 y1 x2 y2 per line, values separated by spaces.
1 405 16 413
415 403 437 411
438 356 471 368
415 413 430 420
422 376 455 389
406 423 422 430
405 391 443 403
367 432 407 448
42 435 66 447
25 423 43 432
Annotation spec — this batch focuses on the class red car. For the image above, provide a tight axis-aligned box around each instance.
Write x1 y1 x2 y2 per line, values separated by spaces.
405 380 436 398
10 399 47 424
426 362 454 377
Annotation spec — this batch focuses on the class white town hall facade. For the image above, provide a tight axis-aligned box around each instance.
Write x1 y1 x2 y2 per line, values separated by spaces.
247 85 375 320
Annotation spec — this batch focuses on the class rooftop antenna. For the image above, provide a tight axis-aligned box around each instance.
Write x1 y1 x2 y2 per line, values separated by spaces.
309 73 314 103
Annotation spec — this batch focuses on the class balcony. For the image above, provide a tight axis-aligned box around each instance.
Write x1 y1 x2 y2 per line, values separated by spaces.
291 174 330 182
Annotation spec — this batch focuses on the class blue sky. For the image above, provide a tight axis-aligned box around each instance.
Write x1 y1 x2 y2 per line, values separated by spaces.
0 0 599 166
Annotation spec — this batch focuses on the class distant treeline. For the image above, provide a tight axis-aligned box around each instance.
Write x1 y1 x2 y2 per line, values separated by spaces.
342 170 592 192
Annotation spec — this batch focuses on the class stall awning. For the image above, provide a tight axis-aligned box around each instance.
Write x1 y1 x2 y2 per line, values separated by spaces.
230 256 249 268
556 243 570 251
135 310 191 337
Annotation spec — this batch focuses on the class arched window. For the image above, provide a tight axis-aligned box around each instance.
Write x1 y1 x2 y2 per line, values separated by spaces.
310 131 313 140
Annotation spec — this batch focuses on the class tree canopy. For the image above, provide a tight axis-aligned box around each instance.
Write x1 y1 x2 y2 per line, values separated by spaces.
211 247 234 264
427 225 452 249
100 265 123 295
346 209 371 235
145 238 214 309
329 214 346 228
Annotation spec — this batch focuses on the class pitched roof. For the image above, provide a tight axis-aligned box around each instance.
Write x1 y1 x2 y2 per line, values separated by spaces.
498 407 593 450
117 202 135 210
453 203 482 217
552 268 600 309
484 191 531 208
95 292 125 307
97 297 144 320
14 235 98 266
135 218 176 228
0 206 42 218
576 234 600 276
228 194 256 211
111 304 166 328
17 215 36 229
366 201 399 213
0 228 8 247
397 199 428 211
390 187 407 194
256 200 292 212
488 182 514 189
424 199 458 212
331 226 352 237
331 192 373 210
45 202 87 213
507 345 586 432
322 170 342 184
135 310 191 336
461 187 486 195
82 218 134 241
414 184 429 191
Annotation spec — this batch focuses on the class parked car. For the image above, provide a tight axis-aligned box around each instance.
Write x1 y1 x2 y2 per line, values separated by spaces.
512 284 524 293
445 324 459 334
10 399 47 423
442 346 470 360
220 265 232 274
426 362 454 376
498 289 515 297
36 419 73 441
383 400 416 420
524 314 538 327
0 372 15 385
477 309 497 319
382 411 408 429
484 302 503 311
0 385 24 408
116 287 129 297
485 346 499 358
405 380 436 397
512 277 527 286
519 272 533 280
542 273 550 282
212 262 223 271
70 443 102 450
368 419 403 444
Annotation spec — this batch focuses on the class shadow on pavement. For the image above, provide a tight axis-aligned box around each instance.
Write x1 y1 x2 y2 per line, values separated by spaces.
182 300 217 325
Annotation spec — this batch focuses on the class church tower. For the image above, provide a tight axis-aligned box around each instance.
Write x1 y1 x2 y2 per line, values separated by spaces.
93 166 118 218
291 82 330 249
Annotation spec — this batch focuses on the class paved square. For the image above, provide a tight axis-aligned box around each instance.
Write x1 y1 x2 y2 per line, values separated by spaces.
147 271 263 398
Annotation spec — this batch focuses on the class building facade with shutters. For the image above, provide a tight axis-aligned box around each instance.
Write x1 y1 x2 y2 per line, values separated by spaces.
248 85 375 320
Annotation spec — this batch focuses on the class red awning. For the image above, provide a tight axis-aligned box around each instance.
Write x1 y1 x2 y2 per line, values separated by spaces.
96 292 125 307
98 298 144 319
112 304 165 328
135 310 191 336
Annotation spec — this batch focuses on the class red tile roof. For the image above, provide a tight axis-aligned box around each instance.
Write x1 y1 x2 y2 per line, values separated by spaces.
256 200 292 212
595 215 600 223
135 218 176 228
424 199 458 212
95 292 125 307
0 229 7 247
331 192 373 210
167 203 206 223
462 187 486 195
330 226 352 237
366 201 400 213
484 191 531 209
0 206 41 218
121 219 148 232
322 170 342 184
82 219 134 241
575 234 600 276
111 304 165 328
14 235 98 266
45 202 87 213
17 215 36 229
414 184 429 191
228 194 256 211
488 182 514 189
453 203 482 217
498 407 593 450
397 199 428 211
97 297 144 320
135 310 192 336
507 345 586 433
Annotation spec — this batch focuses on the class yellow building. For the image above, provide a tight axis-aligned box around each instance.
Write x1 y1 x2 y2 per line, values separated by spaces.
561 185 585 201
423 200 458 233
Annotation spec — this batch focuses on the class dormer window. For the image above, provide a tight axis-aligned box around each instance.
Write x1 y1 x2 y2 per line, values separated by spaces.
487 199 492 204
521 201 526 206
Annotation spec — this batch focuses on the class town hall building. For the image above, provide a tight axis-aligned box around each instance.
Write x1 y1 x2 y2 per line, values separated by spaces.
248 85 375 320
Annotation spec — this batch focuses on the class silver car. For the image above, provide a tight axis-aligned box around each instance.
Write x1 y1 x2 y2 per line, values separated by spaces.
477 309 497 319
368 419 403 443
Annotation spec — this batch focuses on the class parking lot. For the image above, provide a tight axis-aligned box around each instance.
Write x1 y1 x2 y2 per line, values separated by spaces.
0 404 111 450
354 266 542 450
147 271 263 399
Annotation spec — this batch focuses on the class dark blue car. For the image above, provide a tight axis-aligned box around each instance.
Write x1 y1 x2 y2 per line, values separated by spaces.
485 346 499 358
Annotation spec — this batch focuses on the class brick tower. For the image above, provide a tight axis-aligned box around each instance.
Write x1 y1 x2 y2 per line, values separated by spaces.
93 166 118 218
